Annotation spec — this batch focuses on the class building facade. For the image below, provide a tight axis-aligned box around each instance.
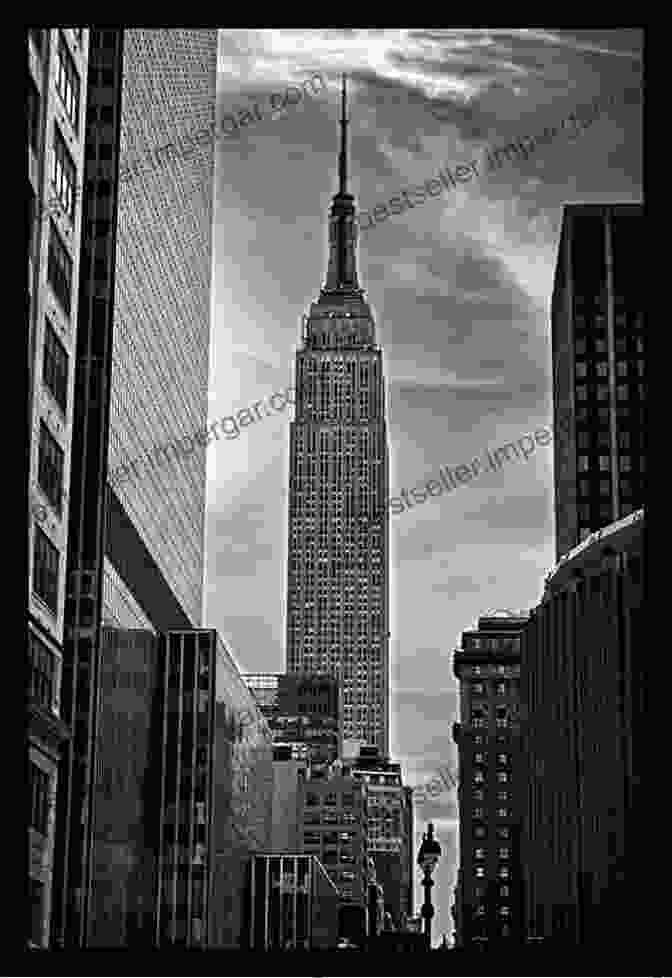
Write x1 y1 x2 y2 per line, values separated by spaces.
342 746 413 928
285 79 390 755
551 202 645 561
451 613 528 948
52 29 218 948
245 672 341 772
521 509 645 947
300 771 369 908
248 853 340 951
28 26 90 950
88 627 273 949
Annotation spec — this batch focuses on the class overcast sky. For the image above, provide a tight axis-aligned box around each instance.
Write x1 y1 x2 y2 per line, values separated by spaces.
204 28 642 943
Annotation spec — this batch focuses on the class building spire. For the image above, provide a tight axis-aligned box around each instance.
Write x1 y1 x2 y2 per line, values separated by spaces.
321 73 361 297
339 73 348 196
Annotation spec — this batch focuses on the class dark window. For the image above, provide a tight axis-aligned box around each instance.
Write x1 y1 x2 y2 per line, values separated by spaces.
43 319 68 412
28 75 40 154
28 633 56 710
30 762 50 834
47 221 72 315
56 31 80 131
33 527 59 612
52 124 77 220
28 185 36 263
30 879 45 946
29 29 43 55
38 422 64 512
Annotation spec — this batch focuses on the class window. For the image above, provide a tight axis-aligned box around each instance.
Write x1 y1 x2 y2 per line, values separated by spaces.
497 807 508 818
30 763 50 834
474 753 484 763
473 771 484 784
497 771 509 783
598 455 610 471
498 866 510 879
499 906 511 916
575 385 587 401
44 321 69 411
619 455 631 472
33 528 59 612
496 682 506 695
499 847 510 859
474 847 485 860
29 633 55 711
472 682 484 694
48 222 72 315
575 362 587 378
474 808 484 819
578 455 589 472
496 827 510 839
473 789 484 802
52 125 77 220
497 753 508 764
28 75 40 154
475 866 485 878
56 32 80 130
497 791 509 802
472 718 485 728
474 825 486 838
38 423 64 513
596 361 608 377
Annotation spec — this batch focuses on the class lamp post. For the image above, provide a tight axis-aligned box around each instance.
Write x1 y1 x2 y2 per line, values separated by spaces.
417 822 442 949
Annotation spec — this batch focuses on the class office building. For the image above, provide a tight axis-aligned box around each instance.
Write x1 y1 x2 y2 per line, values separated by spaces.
248 853 340 951
88 627 273 948
52 29 218 947
285 78 390 755
451 612 528 948
342 746 414 928
28 27 90 950
521 509 645 947
245 672 341 771
551 203 645 561
301 770 369 908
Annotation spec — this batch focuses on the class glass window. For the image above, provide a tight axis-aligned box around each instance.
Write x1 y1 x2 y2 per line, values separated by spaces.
28 74 40 154
596 361 608 377
619 456 631 472
52 124 77 220
47 221 72 316
33 527 59 612
30 762 50 834
28 633 55 711
38 422 64 513
575 385 587 401
578 455 589 472
42 319 69 413
56 31 80 130
598 455 610 471
575 361 587 378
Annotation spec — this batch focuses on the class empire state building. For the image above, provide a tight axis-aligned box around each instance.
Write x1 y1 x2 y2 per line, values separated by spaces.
285 78 390 756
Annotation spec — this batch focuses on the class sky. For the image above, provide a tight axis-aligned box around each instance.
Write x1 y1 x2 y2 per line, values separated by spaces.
203 28 643 944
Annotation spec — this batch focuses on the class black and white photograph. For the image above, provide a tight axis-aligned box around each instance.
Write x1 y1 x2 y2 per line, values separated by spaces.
27 27 645 961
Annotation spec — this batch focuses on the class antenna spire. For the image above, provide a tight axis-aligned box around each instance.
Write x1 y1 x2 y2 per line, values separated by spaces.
339 74 348 196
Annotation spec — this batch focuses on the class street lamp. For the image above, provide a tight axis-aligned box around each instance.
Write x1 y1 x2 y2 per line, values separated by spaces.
417 822 442 949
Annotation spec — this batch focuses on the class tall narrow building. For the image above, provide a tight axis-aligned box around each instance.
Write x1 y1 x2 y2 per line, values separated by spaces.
551 202 645 561
285 77 390 756
451 612 528 949
52 29 218 948
27 27 90 951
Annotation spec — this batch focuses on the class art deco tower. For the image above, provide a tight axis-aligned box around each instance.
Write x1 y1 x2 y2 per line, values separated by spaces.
286 78 390 756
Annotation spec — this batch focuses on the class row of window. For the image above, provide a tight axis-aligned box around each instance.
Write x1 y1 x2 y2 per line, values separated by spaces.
574 336 644 355
576 454 645 472
474 847 510 859
30 762 50 835
575 384 645 402
473 825 510 840
575 359 644 378
28 633 56 711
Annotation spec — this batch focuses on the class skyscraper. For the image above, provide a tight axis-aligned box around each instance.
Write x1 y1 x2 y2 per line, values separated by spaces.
451 612 528 949
28 27 90 950
52 29 218 947
551 202 645 561
285 77 390 756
